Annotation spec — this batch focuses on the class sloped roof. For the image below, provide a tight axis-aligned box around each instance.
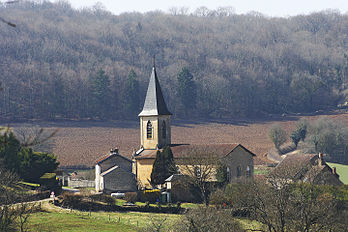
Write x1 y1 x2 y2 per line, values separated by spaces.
138 66 171 116
135 143 255 160
96 152 133 164
271 153 317 179
271 153 342 185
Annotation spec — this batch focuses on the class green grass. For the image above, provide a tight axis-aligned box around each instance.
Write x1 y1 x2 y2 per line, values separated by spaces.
28 211 136 232
27 202 265 232
19 181 40 187
327 162 348 185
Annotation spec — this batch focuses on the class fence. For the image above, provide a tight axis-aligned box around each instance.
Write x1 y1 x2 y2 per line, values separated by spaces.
68 178 95 188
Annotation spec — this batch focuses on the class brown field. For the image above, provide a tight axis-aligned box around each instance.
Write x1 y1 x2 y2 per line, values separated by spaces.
6 112 348 167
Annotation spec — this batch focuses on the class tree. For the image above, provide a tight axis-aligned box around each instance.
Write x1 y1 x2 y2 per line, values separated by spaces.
150 146 176 186
290 119 308 148
211 176 348 232
305 117 348 163
0 165 40 232
89 69 111 119
176 67 196 116
178 147 218 206
123 69 140 117
174 207 244 232
268 124 287 151
0 127 58 183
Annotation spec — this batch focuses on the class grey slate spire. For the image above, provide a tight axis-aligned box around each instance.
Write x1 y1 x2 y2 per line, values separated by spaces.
138 64 172 116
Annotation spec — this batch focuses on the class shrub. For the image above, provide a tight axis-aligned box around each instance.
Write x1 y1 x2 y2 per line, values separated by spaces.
125 192 138 203
89 194 115 205
60 193 83 208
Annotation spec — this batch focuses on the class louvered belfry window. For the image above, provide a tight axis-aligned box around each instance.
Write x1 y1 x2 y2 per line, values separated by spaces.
162 121 166 139
147 121 153 139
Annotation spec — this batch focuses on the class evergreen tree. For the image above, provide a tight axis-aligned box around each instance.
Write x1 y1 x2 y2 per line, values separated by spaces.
123 69 140 117
0 128 58 183
150 146 176 185
89 69 111 119
177 67 196 116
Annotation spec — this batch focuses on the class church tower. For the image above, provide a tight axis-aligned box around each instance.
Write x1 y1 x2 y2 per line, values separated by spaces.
138 63 171 150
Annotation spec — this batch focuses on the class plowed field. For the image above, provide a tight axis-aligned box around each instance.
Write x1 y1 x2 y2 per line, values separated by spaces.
7 113 348 167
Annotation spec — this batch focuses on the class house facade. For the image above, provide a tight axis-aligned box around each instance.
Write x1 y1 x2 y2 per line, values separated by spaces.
95 148 137 193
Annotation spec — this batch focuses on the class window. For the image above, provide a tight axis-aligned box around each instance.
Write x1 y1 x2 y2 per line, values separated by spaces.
246 166 251 178
162 121 166 139
226 167 230 182
147 121 152 139
237 166 241 178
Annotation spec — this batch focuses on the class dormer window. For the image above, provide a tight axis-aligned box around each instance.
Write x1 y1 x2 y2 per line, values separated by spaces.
162 121 166 139
147 121 153 139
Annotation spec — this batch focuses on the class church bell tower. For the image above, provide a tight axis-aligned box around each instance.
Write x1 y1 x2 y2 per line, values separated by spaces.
138 62 171 150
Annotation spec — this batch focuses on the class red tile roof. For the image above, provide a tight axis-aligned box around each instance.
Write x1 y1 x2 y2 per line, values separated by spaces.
135 143 256 159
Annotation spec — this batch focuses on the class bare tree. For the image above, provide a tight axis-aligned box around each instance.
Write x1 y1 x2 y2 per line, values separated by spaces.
174 207 244 232
177 147 219 206
268 124 287 151
13 126 58 153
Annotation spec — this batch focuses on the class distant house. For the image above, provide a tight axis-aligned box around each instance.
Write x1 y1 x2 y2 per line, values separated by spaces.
95 149 137 193
270 153 342 186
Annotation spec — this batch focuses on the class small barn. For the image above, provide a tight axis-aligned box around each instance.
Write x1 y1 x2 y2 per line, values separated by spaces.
271 153 342 186
95 149 137 193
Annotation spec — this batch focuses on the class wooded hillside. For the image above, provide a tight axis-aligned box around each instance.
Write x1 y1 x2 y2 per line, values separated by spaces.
1 1 348 120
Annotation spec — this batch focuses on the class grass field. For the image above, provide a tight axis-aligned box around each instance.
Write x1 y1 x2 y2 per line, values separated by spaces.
27 202 182 232
27 202 262 232
7 113 348 167
327 162 348 185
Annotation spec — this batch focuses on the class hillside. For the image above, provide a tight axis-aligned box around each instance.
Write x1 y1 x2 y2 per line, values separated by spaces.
1 1 348 121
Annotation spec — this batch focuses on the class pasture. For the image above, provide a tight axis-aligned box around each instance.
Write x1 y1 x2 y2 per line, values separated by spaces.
327 162 348 185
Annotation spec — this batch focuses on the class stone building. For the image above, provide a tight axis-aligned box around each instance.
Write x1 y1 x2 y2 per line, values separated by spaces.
95 149 137 193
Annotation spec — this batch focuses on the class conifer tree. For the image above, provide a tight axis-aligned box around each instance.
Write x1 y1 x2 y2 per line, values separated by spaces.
177 67 196 116
150 146 176 185
89 69 111 119
123 69 140 117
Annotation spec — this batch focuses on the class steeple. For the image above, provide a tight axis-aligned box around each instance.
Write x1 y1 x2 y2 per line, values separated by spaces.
138 63 171 116
138 61 171 149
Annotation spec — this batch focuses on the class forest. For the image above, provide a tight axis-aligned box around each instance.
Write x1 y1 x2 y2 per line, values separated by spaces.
0 1 348 121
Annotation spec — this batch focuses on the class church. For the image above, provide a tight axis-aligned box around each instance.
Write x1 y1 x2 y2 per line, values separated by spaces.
95 63 256 192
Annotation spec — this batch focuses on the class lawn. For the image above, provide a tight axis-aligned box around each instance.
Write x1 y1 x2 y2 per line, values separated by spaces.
26 202 262 231
327 162 348 185
27 203 181 232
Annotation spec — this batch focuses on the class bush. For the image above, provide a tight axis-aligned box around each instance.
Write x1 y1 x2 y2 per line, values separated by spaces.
89 194 115 205
60 193 83 208
174 207 244 232
139 190 160 203
125 192 138 203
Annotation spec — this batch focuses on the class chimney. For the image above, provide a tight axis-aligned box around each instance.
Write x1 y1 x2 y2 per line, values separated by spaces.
318 153 324 166
332 167 337 175
111 148 118 154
